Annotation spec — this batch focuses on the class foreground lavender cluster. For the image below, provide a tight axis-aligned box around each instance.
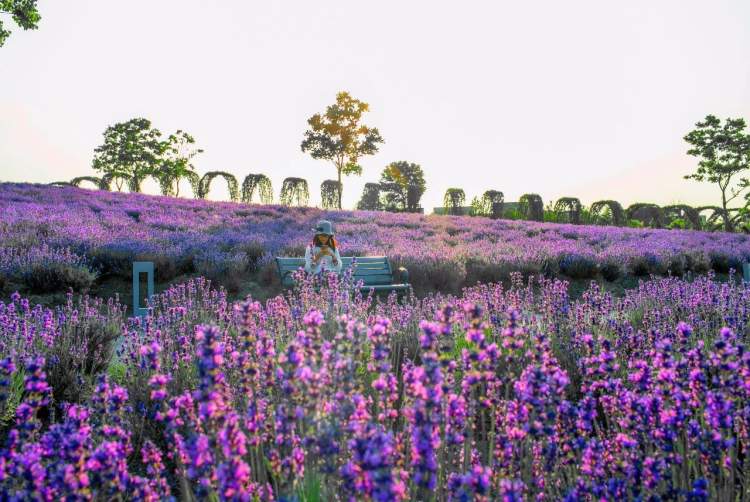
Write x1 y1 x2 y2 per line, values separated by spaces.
0 271 749 500
2 183 750 294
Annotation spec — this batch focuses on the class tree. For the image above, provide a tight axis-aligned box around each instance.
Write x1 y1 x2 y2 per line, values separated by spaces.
684 115 750 232
158 130 203 196
92 118 164 192
0 0 41 47
356 183 383 211
300 91 384 209
379 161 426 211
470 190 504 218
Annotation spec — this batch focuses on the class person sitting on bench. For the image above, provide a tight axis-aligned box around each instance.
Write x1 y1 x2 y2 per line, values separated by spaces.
304 220 342 275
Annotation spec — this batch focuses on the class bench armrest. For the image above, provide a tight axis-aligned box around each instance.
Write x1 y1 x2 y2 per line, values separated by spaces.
395 266 409 284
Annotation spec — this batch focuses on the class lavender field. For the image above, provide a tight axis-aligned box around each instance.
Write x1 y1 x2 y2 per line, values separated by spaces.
0 183 750 500
1 183 749 300
1 268 749 500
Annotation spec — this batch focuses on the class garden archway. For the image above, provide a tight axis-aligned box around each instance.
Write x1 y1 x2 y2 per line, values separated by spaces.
519 193 544 221
241 174 273 204
198 171 240 201
279 177 309 206
321 180 342 209
71 176 108 190
589 200 625 226
443 188 466 215
626 203 663 228
481 190 504 218
554 197 582 224
662 205 701 230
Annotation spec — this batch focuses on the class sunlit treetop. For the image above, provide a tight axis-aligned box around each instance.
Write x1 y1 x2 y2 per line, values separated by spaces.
0 0 41 47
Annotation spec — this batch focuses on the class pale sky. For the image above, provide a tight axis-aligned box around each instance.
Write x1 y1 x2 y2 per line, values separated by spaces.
1 0 749 210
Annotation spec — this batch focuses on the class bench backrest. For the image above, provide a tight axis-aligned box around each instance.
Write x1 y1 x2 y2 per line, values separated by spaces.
276 256 393 288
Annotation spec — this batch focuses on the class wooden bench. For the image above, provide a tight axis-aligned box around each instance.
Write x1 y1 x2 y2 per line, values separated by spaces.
275 256 410 294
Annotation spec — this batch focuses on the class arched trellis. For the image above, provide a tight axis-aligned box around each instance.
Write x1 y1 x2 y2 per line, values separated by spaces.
279 177 309 207
198 171 240 201
627 203 663 228
321 180 342 209
730 208 747 232
128 174 175 195
695 206 728 231
50 181 74 187
519 193 544 221
730 208 744 227
590 200 625 226
356 183 383 211
241 174 273 204
480 190 504 218
160 171 201 197
554 197 582 224
71 176 108 190
443 188 466 215
663 205 701 230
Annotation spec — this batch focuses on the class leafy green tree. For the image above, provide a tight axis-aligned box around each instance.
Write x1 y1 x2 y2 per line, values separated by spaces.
379 161 426 211
301 91 384 209
92 118 164 192
158 130 203 196
469 196 484 216
0 0 41 47
684 115 750 231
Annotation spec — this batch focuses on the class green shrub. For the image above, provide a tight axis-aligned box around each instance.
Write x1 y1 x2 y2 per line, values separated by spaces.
45 316 121 406
684 251 711 274
21 262 97 293
708 251 742 274
465 258 512 285
666 254 687 277
395 256 466 295
193 251 249 293
600 259 623 281
237 241 267 271
627 253 667 277
667 218 688 230
558 253 598 279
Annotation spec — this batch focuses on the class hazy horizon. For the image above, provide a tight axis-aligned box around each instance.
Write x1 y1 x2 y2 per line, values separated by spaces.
1 0 749 210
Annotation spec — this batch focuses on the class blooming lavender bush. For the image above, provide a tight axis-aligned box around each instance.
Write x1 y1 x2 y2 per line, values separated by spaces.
0 271 747 499
2 183 750 296
0 245 98 293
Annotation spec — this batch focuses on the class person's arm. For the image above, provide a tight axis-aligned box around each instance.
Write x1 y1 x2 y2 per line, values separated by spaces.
304 245 313 273
332 247 342 273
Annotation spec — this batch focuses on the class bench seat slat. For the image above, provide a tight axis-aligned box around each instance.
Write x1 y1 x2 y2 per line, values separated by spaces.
345 256 389 262
350 267 391 276
356 274 395 285
275 256 408 293
359 284 409 292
